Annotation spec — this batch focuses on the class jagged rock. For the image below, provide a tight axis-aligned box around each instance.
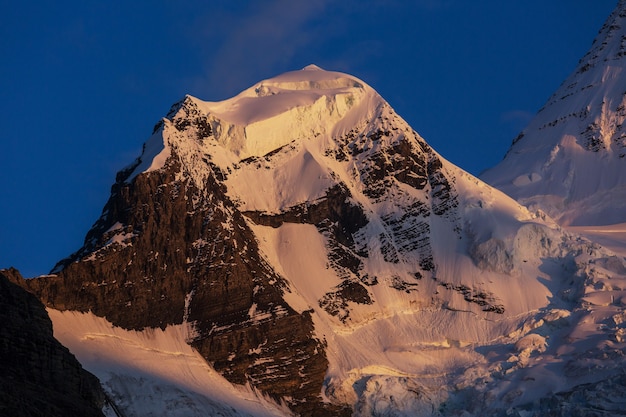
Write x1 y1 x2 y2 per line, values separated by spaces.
20 148 341 415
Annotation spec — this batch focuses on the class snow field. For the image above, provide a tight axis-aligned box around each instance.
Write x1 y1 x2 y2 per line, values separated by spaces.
48 309 290 417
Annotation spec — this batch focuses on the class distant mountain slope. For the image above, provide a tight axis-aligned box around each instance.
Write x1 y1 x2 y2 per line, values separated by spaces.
17 65 626 416
482 0 626 226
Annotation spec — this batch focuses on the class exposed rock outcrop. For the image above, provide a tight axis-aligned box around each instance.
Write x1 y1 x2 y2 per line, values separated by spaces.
21 138 345 415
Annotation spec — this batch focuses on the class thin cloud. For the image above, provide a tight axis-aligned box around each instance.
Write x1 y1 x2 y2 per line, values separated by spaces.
182 0 452 99
191 0 330 98
501 110 534 125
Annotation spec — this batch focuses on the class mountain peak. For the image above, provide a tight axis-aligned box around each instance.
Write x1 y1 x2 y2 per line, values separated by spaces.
126 67 383 182
22 50 626 414
248 66 364 95
302 63 324 71
577 0 626 74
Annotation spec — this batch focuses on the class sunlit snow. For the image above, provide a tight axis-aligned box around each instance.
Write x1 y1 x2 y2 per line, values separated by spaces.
48 309 289 417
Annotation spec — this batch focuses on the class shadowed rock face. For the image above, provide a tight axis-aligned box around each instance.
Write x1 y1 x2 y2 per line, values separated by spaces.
0 268 105 417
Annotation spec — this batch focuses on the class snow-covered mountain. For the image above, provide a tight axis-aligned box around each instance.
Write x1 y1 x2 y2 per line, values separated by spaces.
15 63 626 416
481 0 626 227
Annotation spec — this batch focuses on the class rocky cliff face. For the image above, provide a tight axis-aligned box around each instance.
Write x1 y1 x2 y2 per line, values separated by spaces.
21 138 340 415
0 268 105 417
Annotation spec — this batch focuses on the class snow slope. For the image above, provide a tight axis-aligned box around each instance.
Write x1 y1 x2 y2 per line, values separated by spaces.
482 0 626 226
46 63 626 415
48 309 290 417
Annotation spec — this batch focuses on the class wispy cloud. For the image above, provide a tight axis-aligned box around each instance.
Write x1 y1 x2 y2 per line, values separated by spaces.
188 0 330 98
181 0 452 99
501 110 534 126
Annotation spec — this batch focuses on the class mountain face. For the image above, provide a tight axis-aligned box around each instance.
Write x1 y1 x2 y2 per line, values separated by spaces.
481 0 626 226
18 65 626 416
0 268 105 417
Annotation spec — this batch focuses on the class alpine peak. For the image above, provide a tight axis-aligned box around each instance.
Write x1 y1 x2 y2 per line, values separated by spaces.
302 63 324 71
129 67 384 182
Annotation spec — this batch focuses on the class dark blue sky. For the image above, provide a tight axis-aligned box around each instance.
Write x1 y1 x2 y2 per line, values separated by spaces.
1 1 616 277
